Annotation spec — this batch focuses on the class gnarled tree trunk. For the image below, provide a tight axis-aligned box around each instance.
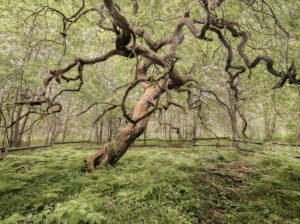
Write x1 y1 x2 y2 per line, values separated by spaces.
85 84 161 172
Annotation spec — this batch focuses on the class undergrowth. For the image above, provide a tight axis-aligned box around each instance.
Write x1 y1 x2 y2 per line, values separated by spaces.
0 143 299 223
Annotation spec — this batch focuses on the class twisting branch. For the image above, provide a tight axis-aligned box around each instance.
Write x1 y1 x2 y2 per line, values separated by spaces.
195 16 299 88
237 108 249 139
76 102 119 117
93 105 120 124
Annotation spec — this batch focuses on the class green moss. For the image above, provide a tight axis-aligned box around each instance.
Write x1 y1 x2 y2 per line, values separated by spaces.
0 144 299 223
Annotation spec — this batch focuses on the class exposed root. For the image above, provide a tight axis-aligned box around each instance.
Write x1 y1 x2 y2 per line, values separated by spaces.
84 144 110 172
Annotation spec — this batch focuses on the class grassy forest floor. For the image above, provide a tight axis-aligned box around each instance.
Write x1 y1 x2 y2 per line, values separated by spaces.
0 143 299 224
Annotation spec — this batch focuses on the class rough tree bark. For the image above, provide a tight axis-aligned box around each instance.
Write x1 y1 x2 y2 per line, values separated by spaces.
85 84 161 171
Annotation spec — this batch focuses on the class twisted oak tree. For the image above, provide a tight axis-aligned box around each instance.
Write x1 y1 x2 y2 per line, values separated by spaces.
3 0 299 170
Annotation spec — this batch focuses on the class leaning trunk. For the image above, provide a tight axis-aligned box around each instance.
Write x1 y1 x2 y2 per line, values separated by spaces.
85 84 161 172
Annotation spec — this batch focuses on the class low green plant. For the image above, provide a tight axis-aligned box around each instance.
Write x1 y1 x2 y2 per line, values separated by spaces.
0 144 299 223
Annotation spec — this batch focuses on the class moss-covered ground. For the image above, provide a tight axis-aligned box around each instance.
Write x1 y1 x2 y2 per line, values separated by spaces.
0 143 299 223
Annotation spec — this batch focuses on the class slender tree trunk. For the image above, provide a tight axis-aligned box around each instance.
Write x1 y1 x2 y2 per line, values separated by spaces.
85 84 161 172
178 113 182 139
1 125 9 147
168 126 172 142
0 128 5 147
45 119 53 145
9 110 15 147
51 119 57 144
265 112 277 142
62 103 71 142
0 116 4 147
107 118 112 142
227 88 240 149
26 126 33 146
164 114 167 140
8 88 20 147
192 111 197 146
62 117 70 143
99 120 103 143
12 105 23 147
229 109 240 148
51 115 62 144
17 113 29 146
0 98 9 151
168 112 173 142
269 115 277 142
95 124 100 143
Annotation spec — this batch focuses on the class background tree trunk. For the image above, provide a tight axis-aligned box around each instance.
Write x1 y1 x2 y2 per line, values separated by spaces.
227 87 240 149
192 111 197 146
45 119 53 145
17 113 29 146
99 120 103 143
26 127 33 146
107 118 112 142
62 105 71 143
11 105 23 147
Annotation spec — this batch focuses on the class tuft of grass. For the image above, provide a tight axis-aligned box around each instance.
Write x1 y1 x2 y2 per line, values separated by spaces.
0 144 299 223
